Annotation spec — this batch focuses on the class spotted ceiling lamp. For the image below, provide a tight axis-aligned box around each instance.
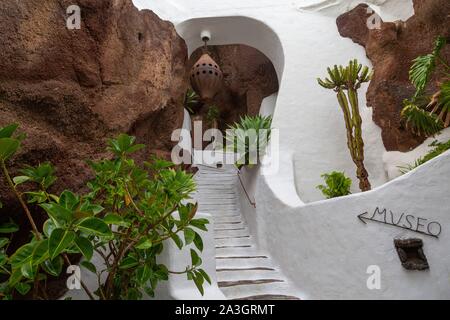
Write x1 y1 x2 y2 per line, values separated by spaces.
190 32 223 100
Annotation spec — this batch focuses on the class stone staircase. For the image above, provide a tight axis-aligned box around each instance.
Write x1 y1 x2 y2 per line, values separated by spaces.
192 165 301 300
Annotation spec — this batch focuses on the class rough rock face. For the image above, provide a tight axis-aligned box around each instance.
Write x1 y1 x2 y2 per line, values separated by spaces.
188 44 279 130
0 0 187 226
337 0 450 151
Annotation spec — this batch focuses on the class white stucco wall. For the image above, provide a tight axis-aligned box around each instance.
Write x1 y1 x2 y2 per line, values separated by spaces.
133 0 450 299
134 0 414 202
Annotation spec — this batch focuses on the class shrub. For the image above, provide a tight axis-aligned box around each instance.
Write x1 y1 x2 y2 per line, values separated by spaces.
0 124 209 300
317 171 352 199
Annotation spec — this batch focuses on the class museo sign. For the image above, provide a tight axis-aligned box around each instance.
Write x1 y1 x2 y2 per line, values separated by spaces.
358 207 442 238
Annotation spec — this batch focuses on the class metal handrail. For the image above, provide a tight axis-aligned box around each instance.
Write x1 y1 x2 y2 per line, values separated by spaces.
236 168 256 208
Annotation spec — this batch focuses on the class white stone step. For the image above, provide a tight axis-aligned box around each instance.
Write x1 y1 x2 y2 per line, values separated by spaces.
216 269 282 282
215 256 273 269
219 281 297 300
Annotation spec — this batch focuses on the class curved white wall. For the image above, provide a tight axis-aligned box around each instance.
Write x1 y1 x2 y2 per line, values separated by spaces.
133 0 450 299
134 0 415 202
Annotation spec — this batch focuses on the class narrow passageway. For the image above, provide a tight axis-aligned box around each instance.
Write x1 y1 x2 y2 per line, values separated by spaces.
193 164 300 300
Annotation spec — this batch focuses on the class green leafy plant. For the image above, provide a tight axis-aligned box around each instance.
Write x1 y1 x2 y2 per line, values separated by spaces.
206 105 220 128
316 171 352 199
401 36 450 135
318 59 372 192
0 124 210 300
184 88 200 114
398 138 450 174
225 115 272 168
401 101 444 137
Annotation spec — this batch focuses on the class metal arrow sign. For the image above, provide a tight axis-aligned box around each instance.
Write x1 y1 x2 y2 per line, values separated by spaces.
357 207 442 239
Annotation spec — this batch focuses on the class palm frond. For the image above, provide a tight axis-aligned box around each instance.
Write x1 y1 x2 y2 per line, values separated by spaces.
401 102 443 136
438 81 450 126
409 36 446 95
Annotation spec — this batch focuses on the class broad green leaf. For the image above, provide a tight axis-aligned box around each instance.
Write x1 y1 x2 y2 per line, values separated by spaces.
198 269 211 285
48 229 76 259
0 138 20 161
8 268 23 287
40 203 73 224
184 228 195 245
119 256 139 270
43 219 56 237
193 271 204 296
21 261 37 279
13 176 30 185
31 239 49 266
190 218 209 232
59 190 79 211
42 257 63 277
135 265 151 285
0 124 18 139
193 232 203 252
74 236 93 260
80 261 97 274
103 213 130 227
190 249 201 267
0 252 7 266
76 217 112 238
9 242 36 268
170 233 183 250
15 282 31 296
136 238 153 250
0 221 19 234
0 238 9 249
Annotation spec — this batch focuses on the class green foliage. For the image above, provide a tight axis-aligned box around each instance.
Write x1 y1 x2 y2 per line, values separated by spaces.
206 105 220 124
0 125 209 300
316 171 352 199
225 115 272 167
184 88 200 114
401 101 444 136
398 138 450 174
409 36 446 96
318 59 372 192
401 36 450 135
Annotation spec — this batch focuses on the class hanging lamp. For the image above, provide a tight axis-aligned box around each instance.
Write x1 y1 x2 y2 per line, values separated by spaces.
190 31 223 100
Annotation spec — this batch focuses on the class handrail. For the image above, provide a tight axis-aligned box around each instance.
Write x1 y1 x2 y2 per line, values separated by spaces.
236 168 257 208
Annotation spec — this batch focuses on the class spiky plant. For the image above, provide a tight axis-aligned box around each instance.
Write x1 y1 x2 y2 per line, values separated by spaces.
401 101 444 137
318 59 372 192
225 115 272 168
402 36 450 134
184 88 200 114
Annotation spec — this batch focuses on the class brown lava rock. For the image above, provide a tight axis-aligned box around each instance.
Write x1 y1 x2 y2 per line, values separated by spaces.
337 0 450 151
0 0 188 298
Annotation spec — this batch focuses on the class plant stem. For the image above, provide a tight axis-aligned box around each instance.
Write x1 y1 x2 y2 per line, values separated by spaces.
1 160 41 239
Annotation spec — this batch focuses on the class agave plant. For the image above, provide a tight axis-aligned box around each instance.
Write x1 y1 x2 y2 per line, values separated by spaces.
318 59 372 192
184 88 200 114
225 115 272 168
402 36 450 135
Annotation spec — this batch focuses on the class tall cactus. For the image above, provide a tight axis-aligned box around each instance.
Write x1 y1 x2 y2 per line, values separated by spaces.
318 59 373 192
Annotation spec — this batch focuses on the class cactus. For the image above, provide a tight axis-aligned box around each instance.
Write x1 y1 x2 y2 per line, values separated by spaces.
318 59 373 192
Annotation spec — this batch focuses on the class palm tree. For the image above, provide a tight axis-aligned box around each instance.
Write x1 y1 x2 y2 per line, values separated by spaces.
318 59 372 192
